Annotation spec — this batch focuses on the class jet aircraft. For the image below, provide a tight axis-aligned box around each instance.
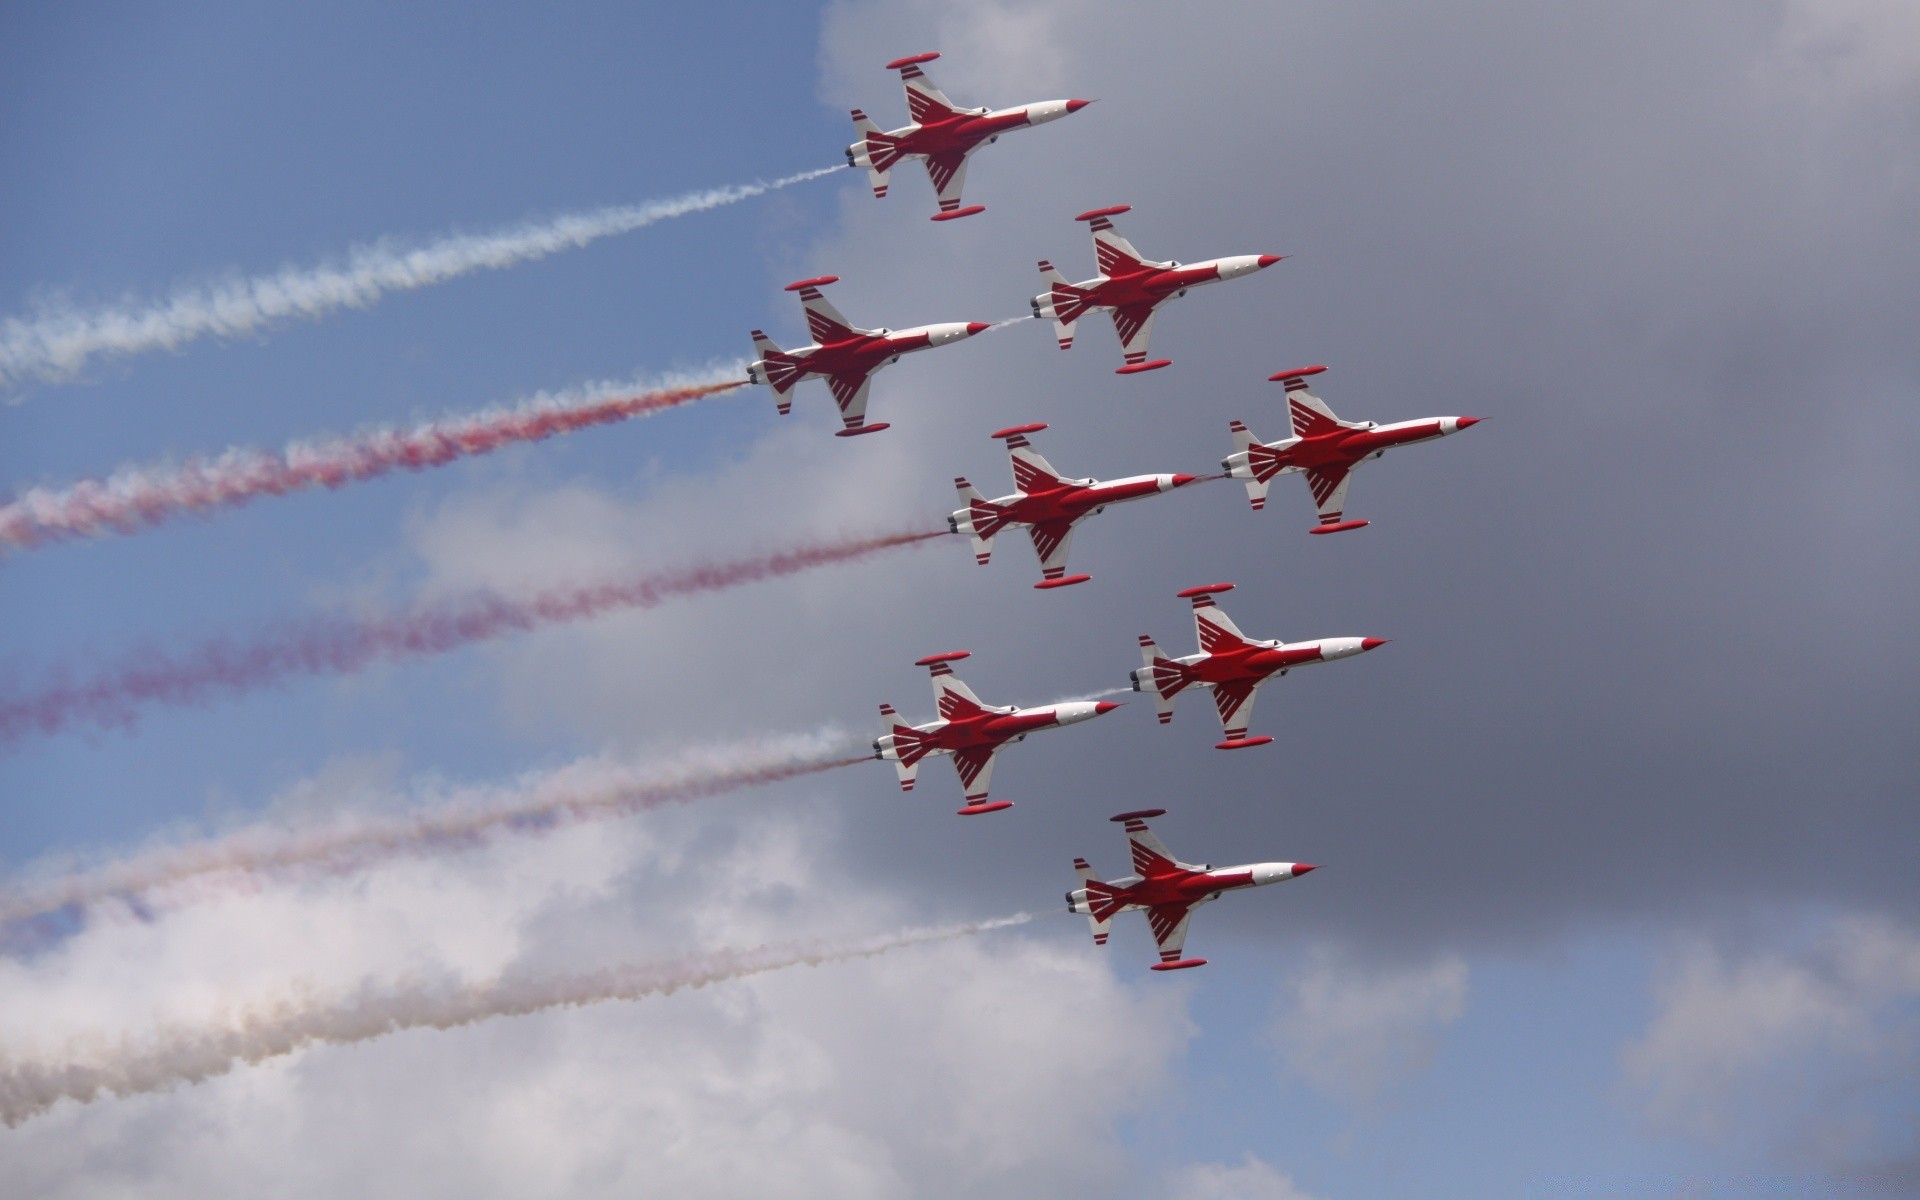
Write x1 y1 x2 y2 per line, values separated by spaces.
950 423 1197 589
1069 808 1317 970
1031 205 1283 373
873 651 1118 814
1223 365 1483 532
846 52 1093 221
1133 583 1386 749
747 275 988 436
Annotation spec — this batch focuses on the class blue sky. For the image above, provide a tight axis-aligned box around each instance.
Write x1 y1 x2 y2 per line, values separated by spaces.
3 2 1918 1197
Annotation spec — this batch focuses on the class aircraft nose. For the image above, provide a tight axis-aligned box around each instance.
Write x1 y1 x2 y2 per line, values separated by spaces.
1360 638 1389 652
1293 864 1317 877
1256 255 1286 268
965 322 991 336
1094 701 1122 715
1456 416 1483 428
1066 99 1095 113
1171 473 1198 487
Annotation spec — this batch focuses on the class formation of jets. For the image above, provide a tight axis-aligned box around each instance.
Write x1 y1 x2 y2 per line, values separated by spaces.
768 52 1489 969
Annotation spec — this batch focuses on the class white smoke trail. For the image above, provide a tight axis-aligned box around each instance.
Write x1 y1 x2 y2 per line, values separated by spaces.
0 728 863 926
0 167 841 392
0 912 1036 1125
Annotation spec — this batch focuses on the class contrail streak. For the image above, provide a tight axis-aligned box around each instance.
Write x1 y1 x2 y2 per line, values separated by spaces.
0 167 841 392
0 527 945 746
0 729 865 926
0 368 747 555
0 912 1035 1125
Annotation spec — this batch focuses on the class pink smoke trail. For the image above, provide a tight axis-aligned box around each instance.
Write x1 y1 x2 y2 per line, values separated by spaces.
0 913 1036 1125
0 371 748 554
0 527 944 746
0 729 866 926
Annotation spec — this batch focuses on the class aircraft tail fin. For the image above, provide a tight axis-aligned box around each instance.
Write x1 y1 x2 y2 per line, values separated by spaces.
953 476 1009 563
1073 858 1116 945
748 331 804 412
849 109 903 194
877 703 927 790
1132 635 1189 723
1034 260 1091 349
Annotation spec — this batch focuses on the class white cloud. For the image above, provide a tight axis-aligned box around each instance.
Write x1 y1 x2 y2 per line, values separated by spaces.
1169 1153 1325 1200
1269 949 1469 1114
1622 914 1920 1168
1774 0 1920 97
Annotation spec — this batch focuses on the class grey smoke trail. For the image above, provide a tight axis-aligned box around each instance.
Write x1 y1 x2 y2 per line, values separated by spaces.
0 167 840 392
0 912 1036 1124
0 729 863 926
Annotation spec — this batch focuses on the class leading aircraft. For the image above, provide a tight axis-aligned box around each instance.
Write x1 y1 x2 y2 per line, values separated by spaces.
846 52 1093 221
1068 808 1317 970
873 651 1118 815
1222 365 1484 533
951 423 1198 589
747 275 988 436
1031 205 1283 374
1133 583 1387 749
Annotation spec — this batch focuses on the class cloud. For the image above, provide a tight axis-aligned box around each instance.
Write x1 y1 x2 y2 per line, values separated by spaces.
1622 914 1920 1174
1269 949 1469 1113
1169 1153 1325 1200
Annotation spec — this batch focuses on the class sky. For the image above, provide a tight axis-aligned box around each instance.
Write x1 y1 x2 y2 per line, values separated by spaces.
2 1 1917 1196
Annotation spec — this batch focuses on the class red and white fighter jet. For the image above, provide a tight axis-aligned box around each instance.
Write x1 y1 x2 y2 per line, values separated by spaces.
872 651 1120 815
1030 205 1284 374
1223 365 1484 533
747 275 989 436
1069 808 1317 971
1133 583 1387 749
846 52 1092 221
950 423 1199 589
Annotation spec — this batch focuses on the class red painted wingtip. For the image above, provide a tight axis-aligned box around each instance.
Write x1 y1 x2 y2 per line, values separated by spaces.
1066 99 1095 113
1115 359 1171 375
1269 365 1328 382
931 205 987 222
956 799 1013 816
834 422 890 437
1034 574 1091 590
963 321 991 336
1308 518 1369 535
1176 582 1236 598
1170 473 1199 487
1093 701 1122 715
784 275 839 292
991 422 1049 440
1215 736 1274 750
1074 204 1133 222
1256 255 1286 268
885 52 941 70
1361 638 1389 651
1150 958 1208 971
914 650 972 666
1293 863 1318 876
1110 808 1168 822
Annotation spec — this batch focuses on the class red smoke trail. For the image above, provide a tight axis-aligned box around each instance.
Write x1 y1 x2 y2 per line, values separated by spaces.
0 527 944 746
0 372 747 554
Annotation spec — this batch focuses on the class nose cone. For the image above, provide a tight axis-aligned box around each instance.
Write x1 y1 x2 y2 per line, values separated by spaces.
1456 416 1483 429
1170 473 1198 488
1256 255 1285 269
1094 701 1121 715
1361 638 1389 652
965 322 991 337
1066 98 1094 113
1293 863 1317 877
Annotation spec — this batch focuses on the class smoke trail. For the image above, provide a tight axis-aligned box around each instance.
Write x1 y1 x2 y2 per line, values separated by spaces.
0 167 841 392
0 368 747 554
0 729 865 926
0 912 1035 1125
0 527 945 746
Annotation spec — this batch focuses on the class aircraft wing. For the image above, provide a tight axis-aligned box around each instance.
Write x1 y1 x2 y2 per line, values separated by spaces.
924 149 973 215
1027 519 1077 580
930 666 989 720
949 744 999 804
1145 901 1195 964
1087 210 1150 277
794 280 870 343
1210 679 1260 741
1190 593 1252 654
1110 303 1158 369
1121 813 1182 876
898 57 961 124
826 371 875 432
1305 465 1355 526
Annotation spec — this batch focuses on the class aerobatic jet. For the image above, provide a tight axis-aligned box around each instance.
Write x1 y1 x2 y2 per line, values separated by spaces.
1133 583 1386 749
873 651 1119 815
1069 808 1317 971
1223 365 1484 533
950 423 1198 589
846 52 1092 221
1030 205 1283 374
747 275 988 436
